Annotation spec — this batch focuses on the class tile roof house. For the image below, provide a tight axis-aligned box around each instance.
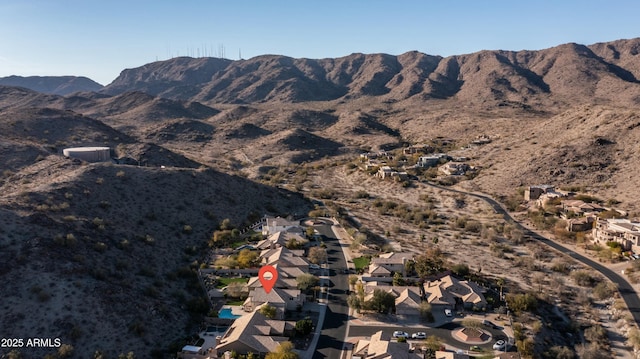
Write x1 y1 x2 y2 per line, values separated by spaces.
243 287 304 319
215 309 294 357
424 275 487 310
262 216 301 236
246 264 304 290
259 247 309 269
255 231 305 250
352 330 421 359
368 252 410 277
395 288 423 316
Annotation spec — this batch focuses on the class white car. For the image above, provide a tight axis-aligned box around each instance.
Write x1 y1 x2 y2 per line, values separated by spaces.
411 332 427 339
444 308 453 317
392 331 409 338
493 339 506 350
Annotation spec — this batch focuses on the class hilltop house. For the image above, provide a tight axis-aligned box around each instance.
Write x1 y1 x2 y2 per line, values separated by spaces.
524 185 556 201
438 162 471 176
593 218 640 252
262 216 301 235
417 154 449 168
215 310 294 357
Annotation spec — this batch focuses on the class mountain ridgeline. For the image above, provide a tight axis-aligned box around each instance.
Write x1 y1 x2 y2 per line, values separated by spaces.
99 38 640 108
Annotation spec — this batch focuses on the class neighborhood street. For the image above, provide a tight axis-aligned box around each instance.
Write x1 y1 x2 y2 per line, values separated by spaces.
424 181 640 327
313 223 350 359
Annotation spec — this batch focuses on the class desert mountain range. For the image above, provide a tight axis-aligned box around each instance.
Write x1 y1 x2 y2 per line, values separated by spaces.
1 37 640 357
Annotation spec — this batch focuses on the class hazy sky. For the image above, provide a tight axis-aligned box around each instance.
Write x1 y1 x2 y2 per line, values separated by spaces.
1 0 639 85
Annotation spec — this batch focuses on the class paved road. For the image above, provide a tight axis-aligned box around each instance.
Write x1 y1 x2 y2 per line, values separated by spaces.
349 322 509 351
313 224 350 359
424 181 640 326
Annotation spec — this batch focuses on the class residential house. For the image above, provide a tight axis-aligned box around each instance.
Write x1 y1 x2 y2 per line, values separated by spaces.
255 231 305 250
368 252 410 277
561 199 605 217
593 218 640 251
352 330 421 359
376 166 408 181
262 216 300 235
259 247 310 269
523 185 555 201
362 284 423 317
403 144 434 155
565 217 595 232
246 264 303 290
394 288 423 316
438 162 470 176
424 275 487 310
215 310 294 357
242 287 305 318
417 153 449 168
535 191 565 208
435 352 470 359
377 166 394 179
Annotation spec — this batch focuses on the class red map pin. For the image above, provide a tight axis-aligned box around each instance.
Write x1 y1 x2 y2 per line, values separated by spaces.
258 265 278 294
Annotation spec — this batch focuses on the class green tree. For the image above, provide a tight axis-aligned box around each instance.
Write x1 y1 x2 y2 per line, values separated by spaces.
419 301 434 322
259 304 277 319
506 293 538 313
306 226 316 238
347 293 363 312
392 272 405 286
414 247 445 278
308 246 327 264
365 289 395 314
265 341 299 359
296 273 319 292
237 249 258 268
295 317 314 336
285 237 304 249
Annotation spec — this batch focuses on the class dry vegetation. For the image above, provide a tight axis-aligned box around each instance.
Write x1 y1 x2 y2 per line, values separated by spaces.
2 37 640 358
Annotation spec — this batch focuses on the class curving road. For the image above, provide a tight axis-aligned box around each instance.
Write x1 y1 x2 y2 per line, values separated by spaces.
423 181 640 326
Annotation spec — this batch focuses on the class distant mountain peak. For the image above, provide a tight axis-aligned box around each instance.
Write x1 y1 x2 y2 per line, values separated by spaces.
0 75 103 95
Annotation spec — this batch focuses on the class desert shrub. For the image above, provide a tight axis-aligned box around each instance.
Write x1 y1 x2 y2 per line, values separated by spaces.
592 281 617 300
354 190 370 199
571 270 598 287
549 259 570 273
506 293 538 313
295 317 313 336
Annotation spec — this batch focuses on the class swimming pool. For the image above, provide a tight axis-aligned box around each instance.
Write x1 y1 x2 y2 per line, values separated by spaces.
218 308 241 319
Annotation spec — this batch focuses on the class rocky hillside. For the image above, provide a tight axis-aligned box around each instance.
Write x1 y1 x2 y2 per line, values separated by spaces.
101 38 640 108
0 75 103 95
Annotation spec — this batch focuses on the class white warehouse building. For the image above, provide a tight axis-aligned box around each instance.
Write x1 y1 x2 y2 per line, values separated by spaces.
63 147 111 162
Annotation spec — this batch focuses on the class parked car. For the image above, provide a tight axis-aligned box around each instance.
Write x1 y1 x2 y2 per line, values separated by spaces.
411 332 427 339
493 339 506 350
482 319 498 329
444 308 453 317
393 331 409 338
309 264 320 270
